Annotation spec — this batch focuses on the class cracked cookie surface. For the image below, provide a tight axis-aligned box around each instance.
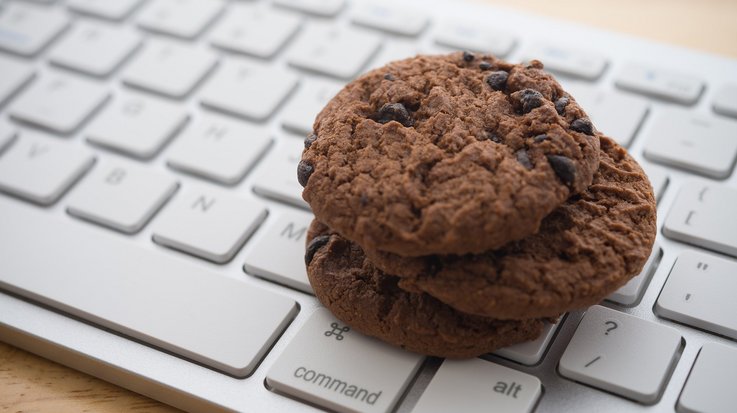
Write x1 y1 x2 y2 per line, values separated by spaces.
300 52 600 256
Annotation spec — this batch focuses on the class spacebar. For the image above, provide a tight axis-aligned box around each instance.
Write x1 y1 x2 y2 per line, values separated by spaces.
0 198 298 378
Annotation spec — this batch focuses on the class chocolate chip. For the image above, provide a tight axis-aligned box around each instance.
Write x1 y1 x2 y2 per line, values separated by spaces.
360 193 369 207
297 160 313 187
463 51 475 62
479 61 492 70
304 133 317 149
547 155 577 188
554 96 569 115
485 71 508 91
570 118 595 136
516 149 533 170
511 89 545 114
383 73 395 81
533 134 548 143
486 130 502 143
304 235 330 265
376 103 413 127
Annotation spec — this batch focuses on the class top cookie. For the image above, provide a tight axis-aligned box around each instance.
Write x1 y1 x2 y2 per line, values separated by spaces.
299 52 600 257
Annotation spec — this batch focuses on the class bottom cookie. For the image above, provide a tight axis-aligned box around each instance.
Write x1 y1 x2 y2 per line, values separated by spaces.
305 220 548 358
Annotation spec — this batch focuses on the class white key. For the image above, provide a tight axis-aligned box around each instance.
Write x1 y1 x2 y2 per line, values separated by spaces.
288 23 381 79
280 79 342 135
209 4 301 59
266 308 423 413
9 72 109 134
529 44 608 80
86 92 188 159
0 55 34 106
122 40 217 98
615 63 704 104
0 118 16 153
643 165 669 204
564 83 648 148
656 250 737 340
273 0 344 17
137 0 225 40
49 21 141 77
412 358 541 413
167 115 272 185
0 4 69 56
663 182 737 257
643 109 737 179
243 209 314 293
559 305 682 403
0 197 298 378
153 186 267 263
351 4 428 37
606 245 661 306
252 138 308 209
68 0 144 21
434 20 516 57
492 321 560 366
0 131 94 205
200 59 298 121
368 40 418 69
677 343 737 413
712 84 737 119
67 162 178 233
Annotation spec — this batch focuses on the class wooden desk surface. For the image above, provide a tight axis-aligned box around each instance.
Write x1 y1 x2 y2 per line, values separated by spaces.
2 1 736 412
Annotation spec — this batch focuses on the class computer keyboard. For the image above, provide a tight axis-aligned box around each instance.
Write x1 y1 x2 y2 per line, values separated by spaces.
0 0 736 412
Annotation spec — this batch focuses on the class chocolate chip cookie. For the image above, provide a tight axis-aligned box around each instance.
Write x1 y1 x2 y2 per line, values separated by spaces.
299 52 600 257
305 220 548 358
363 136 657 320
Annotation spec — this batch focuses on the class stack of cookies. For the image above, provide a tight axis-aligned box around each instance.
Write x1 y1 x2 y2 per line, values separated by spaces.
297 52 656 358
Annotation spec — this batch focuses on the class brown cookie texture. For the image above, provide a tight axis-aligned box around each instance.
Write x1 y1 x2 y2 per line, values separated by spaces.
305 220 547 358
300 52 600 257
363 136 657 320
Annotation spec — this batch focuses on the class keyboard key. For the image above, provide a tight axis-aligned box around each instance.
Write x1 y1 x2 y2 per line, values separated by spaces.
273 0 344 17
209 4 302 59
606 245 661 306
524 44 607 80
412 358 541 413
492 321 560 366
122 39 217 98
266 308 423 413
280 79 342 135
167 114 272 185
434 20 515 57
67 0 144 21
0 3 69 56
153 186 267 263
0 196 298 377
200 59 298 121
9 72 109 134
0 55 33 107
48 21 141 77
643 165 669 204
677 343 737 413
288 23 381 79
564 83 648 148
712 84 737 119
86 92 189 159
243 209 314 293
137 0 225 40
655 250 737 340
643 109 737 179
0 131 94 205
67 161 178 233
615 63 704 104
663 182 737 257
351 4 428 37
559 305 682 403
368 40 419 69
0 118 16 153
252 138 308 209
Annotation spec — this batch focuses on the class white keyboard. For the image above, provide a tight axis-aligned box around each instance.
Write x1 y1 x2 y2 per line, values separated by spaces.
1 0 736 412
